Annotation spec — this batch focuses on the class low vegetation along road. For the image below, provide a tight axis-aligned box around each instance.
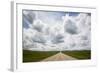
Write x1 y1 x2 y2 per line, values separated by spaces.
23 50 91 62
42 52 76 61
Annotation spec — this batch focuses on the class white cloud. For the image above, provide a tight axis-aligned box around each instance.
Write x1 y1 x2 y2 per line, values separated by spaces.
23 11 91 51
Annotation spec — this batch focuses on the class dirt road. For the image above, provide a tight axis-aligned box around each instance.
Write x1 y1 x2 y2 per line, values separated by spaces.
42 52 76 61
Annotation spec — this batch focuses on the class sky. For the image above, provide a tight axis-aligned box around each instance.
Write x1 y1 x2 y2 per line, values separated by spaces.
22 10 91 51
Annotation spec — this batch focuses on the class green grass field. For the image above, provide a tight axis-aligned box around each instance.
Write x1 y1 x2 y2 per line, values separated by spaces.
23 50 59 62
62 50 91 59
23 50 91 63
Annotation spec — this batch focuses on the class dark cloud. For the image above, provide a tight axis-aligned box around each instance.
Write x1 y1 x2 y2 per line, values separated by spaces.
51 34 64 44
26 12 36 24
52 39 64 44
32 34 46 44
70 43 76 48
64 20 78 34
33 24 43 32
81 36 88 40
81 43 88 46
64 46 68 49
55 34 64 40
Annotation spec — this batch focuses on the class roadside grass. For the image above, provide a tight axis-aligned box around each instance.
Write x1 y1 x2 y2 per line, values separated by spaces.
23 50 59 62
23 50 91 63
62 50 91 59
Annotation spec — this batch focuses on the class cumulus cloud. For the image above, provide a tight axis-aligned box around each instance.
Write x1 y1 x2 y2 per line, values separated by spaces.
51 33 64 44
32 20 44 32
22 10 91 51
32 33 46 44
64 19 78 34
63 14 78 35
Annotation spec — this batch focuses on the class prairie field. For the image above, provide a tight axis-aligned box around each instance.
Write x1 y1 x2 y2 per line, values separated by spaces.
23 50 91 62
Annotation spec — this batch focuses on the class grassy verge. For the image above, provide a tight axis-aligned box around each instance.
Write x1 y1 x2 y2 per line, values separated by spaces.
62 50 91 59
23 50 59 62
23 50 91 62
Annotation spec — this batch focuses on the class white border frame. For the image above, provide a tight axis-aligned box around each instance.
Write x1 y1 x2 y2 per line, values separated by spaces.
11 1 97 72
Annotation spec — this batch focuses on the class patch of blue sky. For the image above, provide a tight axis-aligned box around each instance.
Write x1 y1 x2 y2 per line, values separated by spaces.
36 11 66 25
67 12 79 16
23 14 31 29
